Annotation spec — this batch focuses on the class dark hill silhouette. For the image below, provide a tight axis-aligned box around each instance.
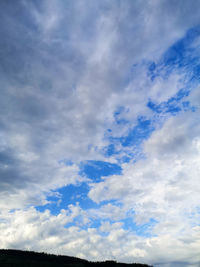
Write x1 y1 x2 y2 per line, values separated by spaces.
0 249 153 267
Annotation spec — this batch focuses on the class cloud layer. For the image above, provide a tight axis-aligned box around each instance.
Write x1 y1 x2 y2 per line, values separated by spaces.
1 0 200 266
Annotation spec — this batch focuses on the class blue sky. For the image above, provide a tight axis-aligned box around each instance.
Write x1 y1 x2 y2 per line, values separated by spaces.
1 1 200 266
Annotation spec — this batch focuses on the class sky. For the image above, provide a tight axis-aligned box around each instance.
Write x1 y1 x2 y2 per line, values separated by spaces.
0 0 200 266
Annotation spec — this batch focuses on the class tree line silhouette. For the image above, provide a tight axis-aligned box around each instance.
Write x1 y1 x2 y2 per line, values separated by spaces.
0 249 153 267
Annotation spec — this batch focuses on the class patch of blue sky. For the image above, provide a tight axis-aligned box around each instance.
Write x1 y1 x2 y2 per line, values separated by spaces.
147 88 192 115
103 116 155 164
79 160 122 182
103 142 131 161
148 26 200 82
148 75 199 115
107 116 154 149
36 184 123 216
36 160 122 215
103 140 146 164
106 95 191 159
163 27 200 68
36 195 61 215
117 155 132 164
89 219 103 230
104 143 117 157
114 106 129 125
36 183 98 215
103 26 200 163
120 117 154 147
146 27 200 118
121 217 157 237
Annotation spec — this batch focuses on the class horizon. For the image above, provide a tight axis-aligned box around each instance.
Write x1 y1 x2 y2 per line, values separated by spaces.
0 1 200 267
0 248 150 263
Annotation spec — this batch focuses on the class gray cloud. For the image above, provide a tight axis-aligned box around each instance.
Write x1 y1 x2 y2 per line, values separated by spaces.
0 206 200 266
1 1 200 265
1 0 200 208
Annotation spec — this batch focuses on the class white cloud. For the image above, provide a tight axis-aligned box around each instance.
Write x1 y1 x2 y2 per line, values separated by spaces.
0 207 200 266
88 203 126 221
1 0 200 209
1 1 200 266
87 87 200 265
89 98 200 221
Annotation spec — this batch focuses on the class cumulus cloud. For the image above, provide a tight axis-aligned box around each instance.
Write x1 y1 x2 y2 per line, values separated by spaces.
0 207 200 266
87 88 200 265
1 0 200 266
